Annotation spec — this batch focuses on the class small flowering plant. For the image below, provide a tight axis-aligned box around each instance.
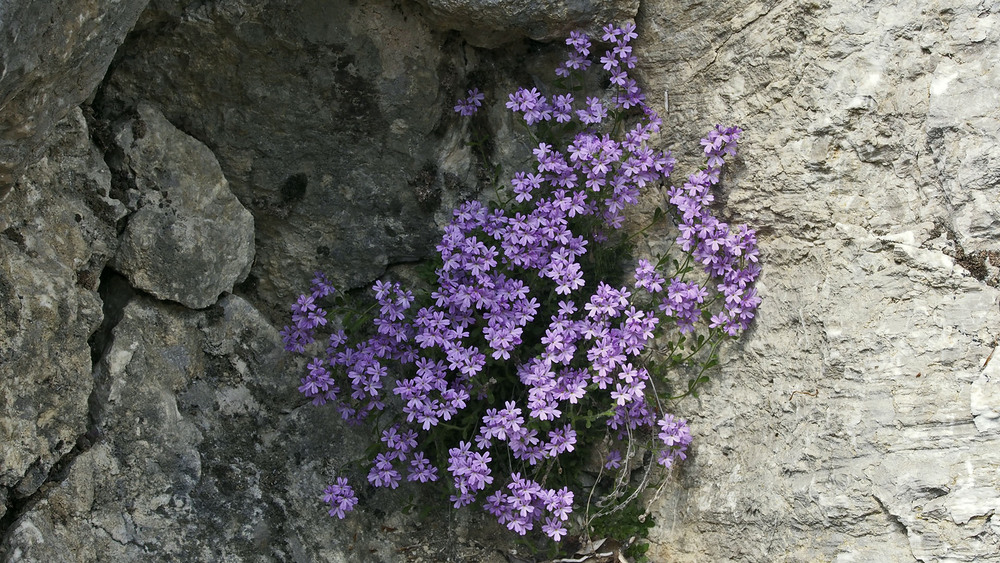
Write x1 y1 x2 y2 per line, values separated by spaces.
284 22 760 551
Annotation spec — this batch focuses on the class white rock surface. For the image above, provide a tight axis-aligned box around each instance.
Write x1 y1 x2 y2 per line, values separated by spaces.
637 0 1000 561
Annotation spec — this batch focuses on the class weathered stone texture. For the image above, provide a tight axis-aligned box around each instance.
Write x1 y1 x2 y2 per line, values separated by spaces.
0 108 123 519
98 0 481 317
1 292 513 561
411 0 640 48
2 0 1000 561
111 103 255 309
636 0 1000 561
0 0 149 196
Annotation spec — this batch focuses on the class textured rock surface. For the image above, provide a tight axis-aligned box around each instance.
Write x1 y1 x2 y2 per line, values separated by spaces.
97 0 482 316
0 0 148 195
2 0 1000 561
635 0 1000 561
0 292 512 561
411 0 640 48
0 108 123 519
111 103 255 309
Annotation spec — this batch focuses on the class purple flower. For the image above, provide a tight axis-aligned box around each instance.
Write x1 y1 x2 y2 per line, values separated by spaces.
545 425 577 456
311 271 336 299
454 87 485 116
552 93 575 123
367 452 402 489
634 258 666 293
407 452 439 483
448 441 494 506
511 171 542 203
288 22 758 544
507 87 552 125
619 22 638 43
604 450 622 469
656 414 693 468
322 477 358 519
576 96 608 125
601 23 621 43
543 517 567 541
566 30 591 56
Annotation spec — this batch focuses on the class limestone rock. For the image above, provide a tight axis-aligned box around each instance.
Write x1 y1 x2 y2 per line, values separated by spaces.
3 0 1000 561
111 103 255 309
0 0 149 196
0 108 122 517
411 0 640 48
635 0 1000 561
971 347 1000 433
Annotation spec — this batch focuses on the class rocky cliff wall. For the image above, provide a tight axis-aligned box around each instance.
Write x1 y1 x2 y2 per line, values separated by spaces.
638 1 1000 560
1 0 997 561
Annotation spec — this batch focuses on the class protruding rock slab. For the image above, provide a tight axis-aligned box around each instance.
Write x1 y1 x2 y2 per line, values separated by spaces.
0 108 123 516
111 104 254 309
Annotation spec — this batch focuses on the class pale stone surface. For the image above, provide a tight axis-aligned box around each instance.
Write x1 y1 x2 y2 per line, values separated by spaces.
972 351 1000 433
111 104 255 309
0 0 149 195
636 0 1000 560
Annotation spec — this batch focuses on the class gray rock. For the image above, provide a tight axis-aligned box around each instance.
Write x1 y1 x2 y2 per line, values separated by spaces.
3 0 1000 561
111 103 255 309
411 0 640 48
97 0 484 315
0 0 148 196
0 293 513 561
0 108 122 515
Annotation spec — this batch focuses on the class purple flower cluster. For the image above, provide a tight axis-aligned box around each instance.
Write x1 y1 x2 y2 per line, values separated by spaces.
665 125 761 336
496 22 645 128
322 477 358 519
655 414 693 468
447 441 494 507
288 23 761 541
280 272 334 354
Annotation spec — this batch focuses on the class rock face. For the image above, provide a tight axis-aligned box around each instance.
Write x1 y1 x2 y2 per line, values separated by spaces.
1 0 999 561
410 0 640 48
635 0 1000 560
1 292 512 561
0 107 124 522
0 0 149 196
97 0 482 315
111 104 255 309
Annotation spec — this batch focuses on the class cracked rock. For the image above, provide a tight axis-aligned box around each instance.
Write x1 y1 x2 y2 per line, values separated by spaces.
0 0 148 195
0 107 121 518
